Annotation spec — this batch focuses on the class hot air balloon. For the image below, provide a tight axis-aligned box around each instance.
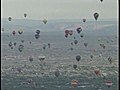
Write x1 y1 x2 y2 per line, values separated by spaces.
42 19 47 24
35 34 40 39
12 31 16 35
108 57 112 64
106 40 109 43
8 17 12 21
71 79 78 87
18 45 24 52
69 30 73 36
70 47 73 51
93 12 99 21
100 0 103 2
11 47 14 49
29 41 32 44
54 70 60 77
73 37 76 39
80 33 84 38
21 40 24 43
100 44 106 49
18 30 23 35
76 55 81 62
38 56 45 61
48 43 51 48
29 56 34 62
65 30 69 35
24 13 27 18
83 19 86 22
74 40 78 45
65 34 68 38
76 27 82 34
90 55 93 59
36 30 40 34
27 79 33 84
13 42 17 46
2 28 4 32
16 67 22 73
105 80 113 88
84 43 88 47
73 65 77 69
43 44 46 50
94 69 101 76
71 42 73 45
8 42 12 47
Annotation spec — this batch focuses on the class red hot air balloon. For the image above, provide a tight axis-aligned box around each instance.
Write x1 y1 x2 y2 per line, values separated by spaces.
94 69 101 76
105 80 113 88
71 79 78 87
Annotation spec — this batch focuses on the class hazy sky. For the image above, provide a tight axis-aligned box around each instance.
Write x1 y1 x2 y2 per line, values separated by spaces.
2 0 118 20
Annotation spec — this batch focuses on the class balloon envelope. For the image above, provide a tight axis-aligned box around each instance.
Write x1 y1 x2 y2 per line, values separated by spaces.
73 65 77 69
83 19 86 22
54 70 60 77
43 19 47 24
35 34 40 39
24 13 27 18
36 30 40 34
94 13 99 21
71 80 78 87
74 40 78 45
18 45 24 52
8 17 12 21
76 55 81 61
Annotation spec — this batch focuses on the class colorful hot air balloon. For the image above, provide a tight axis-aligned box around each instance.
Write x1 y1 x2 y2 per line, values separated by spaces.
76 27 82 34
65 30 69 35
69 30 73 36
42 19 47 24
94 69 101 76
38 56 45 61
105 80 113 88
71 79 78 87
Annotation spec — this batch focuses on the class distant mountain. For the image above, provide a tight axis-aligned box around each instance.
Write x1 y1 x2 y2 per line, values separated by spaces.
1 18 118 36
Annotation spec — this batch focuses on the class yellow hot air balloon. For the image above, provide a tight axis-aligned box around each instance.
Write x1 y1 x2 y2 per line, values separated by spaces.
42 19 47 24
